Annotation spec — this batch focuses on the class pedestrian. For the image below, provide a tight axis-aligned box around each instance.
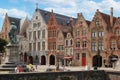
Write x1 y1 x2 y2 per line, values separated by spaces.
35 64 37 69
15 66 19 73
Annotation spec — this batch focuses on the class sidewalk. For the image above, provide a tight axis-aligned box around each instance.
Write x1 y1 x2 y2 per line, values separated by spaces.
32 65 120 72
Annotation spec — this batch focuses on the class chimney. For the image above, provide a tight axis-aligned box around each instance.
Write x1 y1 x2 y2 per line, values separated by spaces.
77 13 82 18
97 9 99 12
110 7 113 27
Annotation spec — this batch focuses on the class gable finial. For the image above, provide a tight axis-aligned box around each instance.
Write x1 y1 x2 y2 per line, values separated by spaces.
51 9 53 13
36 3 38 9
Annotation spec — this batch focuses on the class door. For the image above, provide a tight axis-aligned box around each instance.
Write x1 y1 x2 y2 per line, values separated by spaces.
82 53 86 66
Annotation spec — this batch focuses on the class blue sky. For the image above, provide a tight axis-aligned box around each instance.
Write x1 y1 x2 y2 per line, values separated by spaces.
0 0 120 31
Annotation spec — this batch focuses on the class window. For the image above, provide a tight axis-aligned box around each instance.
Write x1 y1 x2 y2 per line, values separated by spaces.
53 42 56 50
65 48 68 55
70 48 73 55
82 41 87 48
92 32 96 38
59 37 62 41
76 29 80 36
38 42 41 51
115 29 120 36
33 43 36 51
92 42 96 51
79 20 83 27
42 30 45 38
33 31 36 41
98 31 104 37
33 23 37 27
70 39 73 46
67 33 70 38
29 32 32 40
48 31 51 38
98 42 104 51
58 45 63 50
66 40 68 46
96 20 100 26
36 16 38 19
82 29 86 36
38 30 41 39
29 43 32 51
110 40 116 50
38 22 41 27
76 53 80 60
53 30 56 37
76 40 80 48
42 41 45 50
118 41 120 49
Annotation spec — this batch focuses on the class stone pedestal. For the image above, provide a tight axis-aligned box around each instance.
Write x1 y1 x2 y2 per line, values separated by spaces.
5 43 19 63
0 43 20 72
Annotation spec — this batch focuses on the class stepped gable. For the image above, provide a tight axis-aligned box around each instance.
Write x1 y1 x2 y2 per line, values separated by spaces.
8 16 21 33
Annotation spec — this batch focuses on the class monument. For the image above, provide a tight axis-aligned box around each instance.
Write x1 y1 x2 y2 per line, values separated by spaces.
0 22 20 72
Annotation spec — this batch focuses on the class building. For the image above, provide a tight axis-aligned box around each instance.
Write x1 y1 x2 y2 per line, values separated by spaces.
73 13 90 66
47 10 75 66
27 7 49 65
89 8 117 67
64 31 74 66
18 17 30 63
0 13 21 41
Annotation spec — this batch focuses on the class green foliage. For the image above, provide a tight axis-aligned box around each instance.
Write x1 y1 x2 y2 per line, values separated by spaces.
0 38 8 53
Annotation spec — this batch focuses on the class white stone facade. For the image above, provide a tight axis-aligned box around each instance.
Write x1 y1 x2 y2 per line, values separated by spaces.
27 9 48 65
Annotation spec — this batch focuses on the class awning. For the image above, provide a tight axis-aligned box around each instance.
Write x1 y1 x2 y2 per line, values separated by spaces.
64 56 72 59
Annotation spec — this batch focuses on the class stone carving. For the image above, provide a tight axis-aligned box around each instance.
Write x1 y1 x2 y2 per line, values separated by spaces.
9 22 17 44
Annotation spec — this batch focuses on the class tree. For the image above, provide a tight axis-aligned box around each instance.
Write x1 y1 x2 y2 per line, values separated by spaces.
0 38 8 53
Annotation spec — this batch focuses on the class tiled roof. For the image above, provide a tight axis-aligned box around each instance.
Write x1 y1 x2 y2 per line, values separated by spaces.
100 12 117 27
38 9 76 26
37 8 75 38
8 17 21 33
86 20 91 26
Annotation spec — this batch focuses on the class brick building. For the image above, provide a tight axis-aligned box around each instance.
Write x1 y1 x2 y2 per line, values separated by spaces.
73 13 90 66
0 13 21 41
47 10 74 65
89 8 119 67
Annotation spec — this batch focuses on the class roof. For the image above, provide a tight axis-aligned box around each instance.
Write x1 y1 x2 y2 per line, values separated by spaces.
8 17 21 33
37 8 75 38
86 20 91 26
37 9 76 25
100 12 117 30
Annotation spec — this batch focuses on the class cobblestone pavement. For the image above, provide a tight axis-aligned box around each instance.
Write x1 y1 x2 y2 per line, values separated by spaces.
32 65 120 72
0 65 119 74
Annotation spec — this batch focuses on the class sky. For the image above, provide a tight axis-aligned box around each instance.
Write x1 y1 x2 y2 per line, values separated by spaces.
0 0 120 31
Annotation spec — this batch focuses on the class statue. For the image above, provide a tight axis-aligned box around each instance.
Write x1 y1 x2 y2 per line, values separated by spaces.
9 22 17 44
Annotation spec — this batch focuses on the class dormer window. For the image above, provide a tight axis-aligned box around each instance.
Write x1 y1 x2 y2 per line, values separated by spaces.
80 20 83 24
67 33 70 38
96 20 100 26
36 16 38 20
79 20 83 27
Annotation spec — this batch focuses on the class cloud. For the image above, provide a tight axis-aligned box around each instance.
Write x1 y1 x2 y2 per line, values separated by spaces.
0 8 30 19
24 0 120 20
